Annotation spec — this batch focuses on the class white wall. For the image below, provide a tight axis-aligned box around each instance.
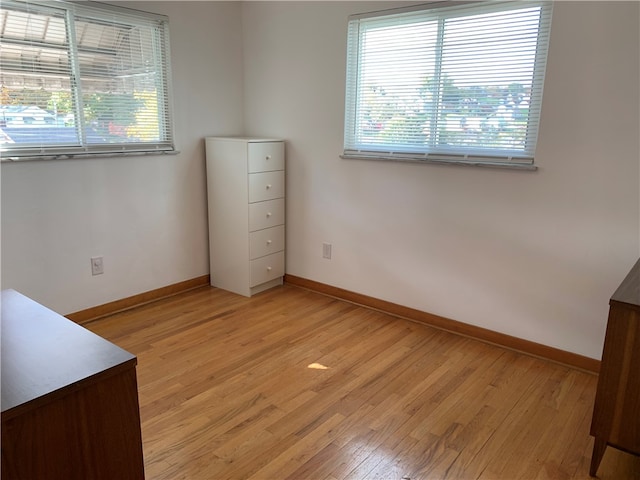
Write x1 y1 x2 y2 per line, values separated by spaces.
1 2 244 314
242 1 640 359
2 1 638 361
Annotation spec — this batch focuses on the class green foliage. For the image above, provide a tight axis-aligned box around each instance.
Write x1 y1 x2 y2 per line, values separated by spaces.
360 74 531 150
1 86 146 139
47 91 74 114
3 88 51 109
83 93 142 128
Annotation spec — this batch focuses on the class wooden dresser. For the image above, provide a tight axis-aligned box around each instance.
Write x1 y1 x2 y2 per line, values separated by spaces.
590 259 640 476
1 289 145 480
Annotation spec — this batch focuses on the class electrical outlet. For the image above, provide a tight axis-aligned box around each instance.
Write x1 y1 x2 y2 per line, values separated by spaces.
91 256 104 275
322 243 332 260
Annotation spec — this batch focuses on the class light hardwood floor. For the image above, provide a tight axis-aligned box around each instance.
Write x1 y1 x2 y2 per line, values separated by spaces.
86 285 640 480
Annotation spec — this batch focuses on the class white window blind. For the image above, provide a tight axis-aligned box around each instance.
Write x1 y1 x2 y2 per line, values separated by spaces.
343 1 553 169
0 0 175 160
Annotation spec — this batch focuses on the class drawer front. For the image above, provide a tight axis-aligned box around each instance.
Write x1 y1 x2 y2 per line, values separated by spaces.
249 198 285 232
248 142 285 173
250 251 285 287
249 171 285 203
250 225 285 260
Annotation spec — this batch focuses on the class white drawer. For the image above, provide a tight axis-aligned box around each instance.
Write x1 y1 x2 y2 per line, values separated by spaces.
250 251 285 287
248 142 284 173
249 198 285 231
250 225 285 260
249 171 284 203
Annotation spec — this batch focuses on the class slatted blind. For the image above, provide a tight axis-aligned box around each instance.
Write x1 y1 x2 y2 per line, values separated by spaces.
343 1 553 168
0 0 174 159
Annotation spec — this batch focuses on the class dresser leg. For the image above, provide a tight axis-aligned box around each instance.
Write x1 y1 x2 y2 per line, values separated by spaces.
589 437 607 477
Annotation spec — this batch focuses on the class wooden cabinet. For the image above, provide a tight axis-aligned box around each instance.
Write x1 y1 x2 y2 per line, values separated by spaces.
1 289 145 480
205 137 285 296
589 258 640 476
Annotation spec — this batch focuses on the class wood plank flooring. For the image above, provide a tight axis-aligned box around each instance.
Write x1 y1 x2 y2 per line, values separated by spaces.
86 285 640 480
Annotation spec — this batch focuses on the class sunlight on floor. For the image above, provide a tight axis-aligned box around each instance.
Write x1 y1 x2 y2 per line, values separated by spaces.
307 362 329 370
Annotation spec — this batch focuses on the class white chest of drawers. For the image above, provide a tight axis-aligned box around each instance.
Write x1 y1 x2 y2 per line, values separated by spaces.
205 137 285 296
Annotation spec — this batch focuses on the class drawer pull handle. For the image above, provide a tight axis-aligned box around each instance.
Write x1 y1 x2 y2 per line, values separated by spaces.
266 212 272 218
267 266 272 271
266 155 271 160
267 240 272 245
266 184 272 189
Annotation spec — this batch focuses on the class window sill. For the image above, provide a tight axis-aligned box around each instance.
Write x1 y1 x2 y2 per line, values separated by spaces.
1 149 180 163
340 153 538 171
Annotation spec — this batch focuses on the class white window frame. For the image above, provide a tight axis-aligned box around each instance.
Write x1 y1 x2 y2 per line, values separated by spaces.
342 1 553 170
0 0 176 161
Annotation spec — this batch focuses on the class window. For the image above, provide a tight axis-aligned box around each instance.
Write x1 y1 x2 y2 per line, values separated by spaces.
0 0 174 160
343 1 553 169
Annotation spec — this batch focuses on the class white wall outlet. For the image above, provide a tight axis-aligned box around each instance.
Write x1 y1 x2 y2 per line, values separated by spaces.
322 243 332 260
91 256 104 275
